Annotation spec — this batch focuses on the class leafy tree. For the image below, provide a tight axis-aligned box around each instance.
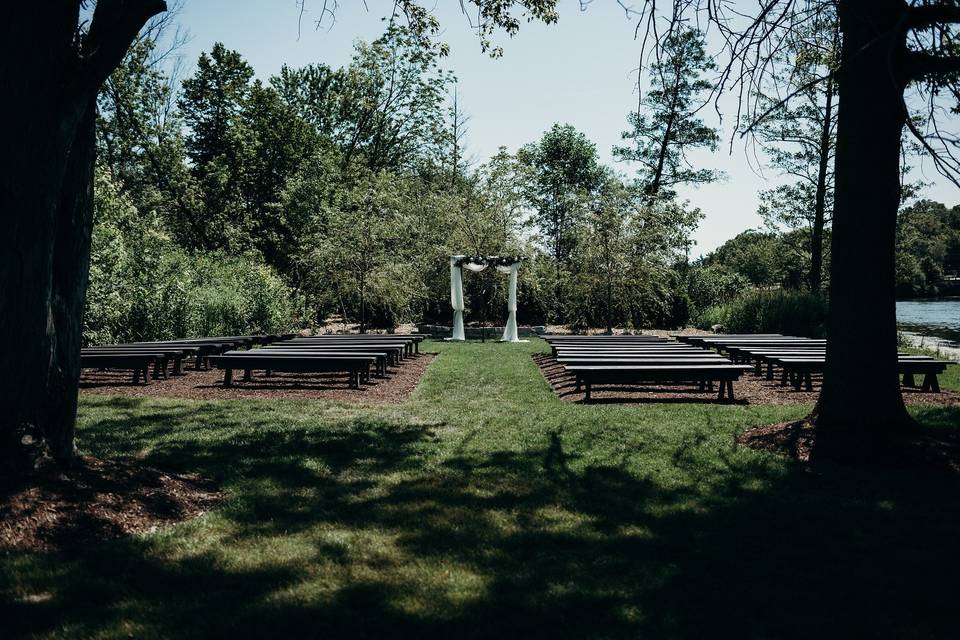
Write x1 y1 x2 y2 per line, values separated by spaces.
605 0 960 442
896 199 960 296
237 80 321 272
518 124 604 320
178 43 255 250
755 9 839 294
301 169 419 333
685 265 751 317
180 43 254 168
334 25 454 172
613 27 721 198
706 230 789 287
271 63 344 138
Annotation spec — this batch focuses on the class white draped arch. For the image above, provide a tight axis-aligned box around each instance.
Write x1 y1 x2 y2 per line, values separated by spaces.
448 255 524 342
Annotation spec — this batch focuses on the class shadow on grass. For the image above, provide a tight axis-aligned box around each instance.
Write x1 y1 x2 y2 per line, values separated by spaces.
3 397 960 638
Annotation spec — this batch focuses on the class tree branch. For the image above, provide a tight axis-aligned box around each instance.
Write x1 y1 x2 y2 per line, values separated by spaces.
904 51 960 79
905 4 960 30
79 0 168 98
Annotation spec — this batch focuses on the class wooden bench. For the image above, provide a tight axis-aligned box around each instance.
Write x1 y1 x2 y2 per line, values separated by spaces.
208 354 375 389
273 341 408 364
769 356 953 392
290 334 428 354
224 348 390 377
82 347 197 378
566 364 752 401
285 338 418 357
80 353 161 385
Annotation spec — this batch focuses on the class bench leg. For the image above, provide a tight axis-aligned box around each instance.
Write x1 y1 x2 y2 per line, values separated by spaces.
584 380 592 402
804 372 813 392
132 368 140 385
717 380 726 401
243 368 252 382
902 373 916 387
174 357 183 375
223 368 233 387
767 363 774 380
755 360 762 376
575 375 581 393
727 380 735 401
780 369 788 386
792 371 803 391
922 373 941 393
698 380 706 392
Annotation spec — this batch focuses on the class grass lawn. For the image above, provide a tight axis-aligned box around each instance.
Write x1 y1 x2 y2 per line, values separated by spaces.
3 339 960 639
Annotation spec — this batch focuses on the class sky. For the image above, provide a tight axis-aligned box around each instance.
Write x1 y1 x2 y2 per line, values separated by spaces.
169 0 959 255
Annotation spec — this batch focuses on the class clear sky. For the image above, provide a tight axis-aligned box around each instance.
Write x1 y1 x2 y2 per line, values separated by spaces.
169 0 958 255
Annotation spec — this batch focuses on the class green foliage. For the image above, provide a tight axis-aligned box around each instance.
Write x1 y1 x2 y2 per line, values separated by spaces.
93 24 709 336
694 289 827 337
685 265 751 315
85 171 298 345
896 199 960 297
703 230 789 287
613 27 721 197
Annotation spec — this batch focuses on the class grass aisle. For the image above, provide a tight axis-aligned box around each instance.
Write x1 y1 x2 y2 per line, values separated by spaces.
3 340 959 639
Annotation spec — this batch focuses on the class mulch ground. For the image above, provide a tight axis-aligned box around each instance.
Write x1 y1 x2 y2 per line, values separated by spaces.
534 354 960 406
79 353 436 404
736 420 960 472
0 456 221 553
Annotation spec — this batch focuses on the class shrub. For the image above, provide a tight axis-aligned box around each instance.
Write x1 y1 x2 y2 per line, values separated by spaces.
694 289 827 337
85 171 300 345
685 265 750 315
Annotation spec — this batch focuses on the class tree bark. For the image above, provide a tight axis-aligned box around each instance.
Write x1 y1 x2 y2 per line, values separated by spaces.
46 100 97 461
811 0 912 441
0 2 165 471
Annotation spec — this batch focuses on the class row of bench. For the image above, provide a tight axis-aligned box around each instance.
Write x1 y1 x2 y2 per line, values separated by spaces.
545 334 751 401
208 335 426 388
81 334 426 388
674 334 955 392
80 335 296 384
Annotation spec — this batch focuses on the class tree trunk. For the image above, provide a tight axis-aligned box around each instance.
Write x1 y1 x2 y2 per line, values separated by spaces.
359 276 367 334
810 72 835 295
811 0 912 441
0 2 165 471
47 101 98 461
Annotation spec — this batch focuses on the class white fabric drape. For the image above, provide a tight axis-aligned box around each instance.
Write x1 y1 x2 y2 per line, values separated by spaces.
462 262 488 272
500 263 521 342
449 256 465 341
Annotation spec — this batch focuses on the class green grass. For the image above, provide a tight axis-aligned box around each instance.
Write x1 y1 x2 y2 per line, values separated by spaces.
3 339 960 639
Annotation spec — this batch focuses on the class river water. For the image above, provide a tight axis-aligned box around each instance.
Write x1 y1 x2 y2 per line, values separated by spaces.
896 298 960 356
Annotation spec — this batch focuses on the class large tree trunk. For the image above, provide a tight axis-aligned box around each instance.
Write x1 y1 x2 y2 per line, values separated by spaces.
0 2 165 471
811 0 912 442
0 7 79 469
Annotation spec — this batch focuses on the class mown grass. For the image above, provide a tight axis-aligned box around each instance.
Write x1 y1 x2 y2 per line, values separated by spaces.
3 339 959 639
